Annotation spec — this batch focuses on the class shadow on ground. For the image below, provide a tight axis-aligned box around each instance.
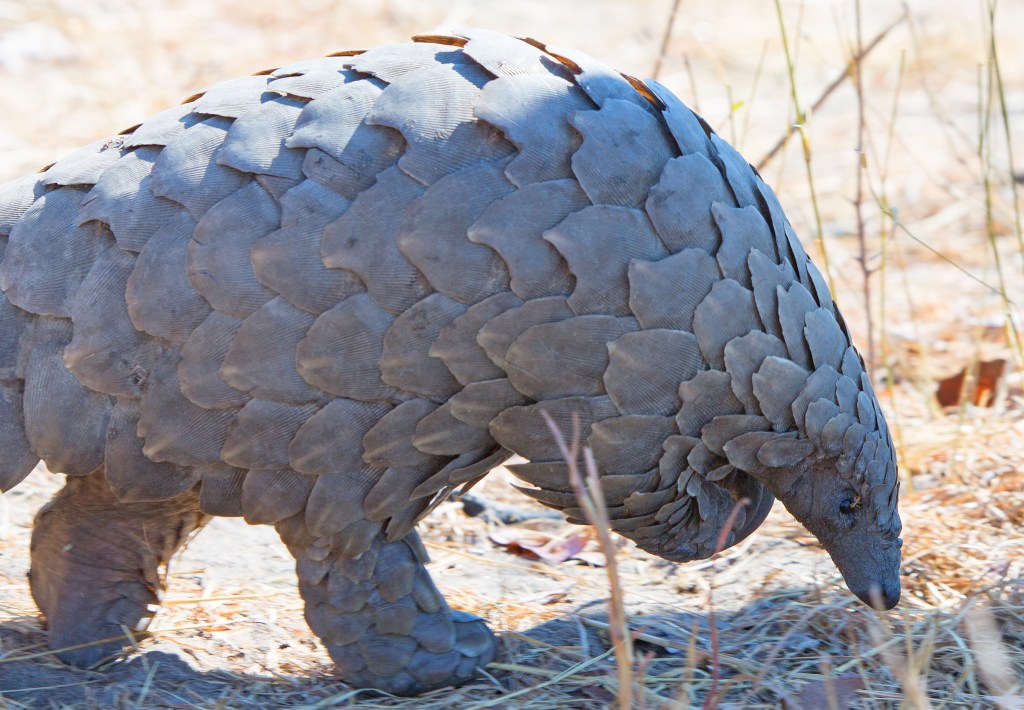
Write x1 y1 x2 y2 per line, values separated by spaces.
0 590 850 709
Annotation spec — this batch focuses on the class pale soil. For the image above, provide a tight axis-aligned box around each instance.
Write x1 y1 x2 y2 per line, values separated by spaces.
0 465 836 708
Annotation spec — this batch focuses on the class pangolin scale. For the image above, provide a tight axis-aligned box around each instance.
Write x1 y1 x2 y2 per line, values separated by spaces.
0 30 902 695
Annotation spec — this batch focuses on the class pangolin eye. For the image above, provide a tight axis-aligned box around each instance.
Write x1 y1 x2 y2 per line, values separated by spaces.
839 496 861 516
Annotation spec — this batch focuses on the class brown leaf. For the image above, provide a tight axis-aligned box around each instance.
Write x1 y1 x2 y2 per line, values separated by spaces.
782 675 865 710
488 526 605 566
935 359 1006 407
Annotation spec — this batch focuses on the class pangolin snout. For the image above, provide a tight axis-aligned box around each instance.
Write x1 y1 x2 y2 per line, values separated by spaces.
827 535 902 610
850 577 901 610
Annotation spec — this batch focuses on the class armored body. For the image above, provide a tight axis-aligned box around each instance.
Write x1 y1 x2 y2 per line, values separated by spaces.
0 31 901 694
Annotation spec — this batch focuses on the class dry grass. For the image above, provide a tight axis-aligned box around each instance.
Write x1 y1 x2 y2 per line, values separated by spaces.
0 0 1022 707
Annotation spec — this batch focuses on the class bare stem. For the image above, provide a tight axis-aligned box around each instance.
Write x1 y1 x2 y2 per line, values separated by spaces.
771 0 834 294
979 1 1024 366
757 9 907 172
701 497 750 710
983 0 1024 366
652 0 684 81
541 411 635 710
852 0 875 374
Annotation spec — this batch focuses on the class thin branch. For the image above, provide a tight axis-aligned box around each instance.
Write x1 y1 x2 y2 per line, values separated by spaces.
852 0 876 374
771 0 834 291
756 9 908 171
541 411 635 710
702 497 751 710
652 0 684 81
886 218 1015 303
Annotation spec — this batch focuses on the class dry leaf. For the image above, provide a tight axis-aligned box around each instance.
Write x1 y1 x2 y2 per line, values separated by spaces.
935 359 1006 407
489 526 605 566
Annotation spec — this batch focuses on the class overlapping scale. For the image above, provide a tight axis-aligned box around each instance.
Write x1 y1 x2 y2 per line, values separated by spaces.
220 100 304 184
41 140 125 188
645 154 735 253
221 297 320 404
126 211 210 341
752 356 810 432
489 395 618 462
430 292 522 386
22 318 112 475
477 297 574 370
468 180 584 300
691 279 761 369
250 180 363 315
290 399 391 475
2 188 105 317
0 383 38 491
321 166 430 314
222 400 321 470
545 205 667 316
722 331 788 413
503 315 637 400
186 181 278 317
569 99 676 208
149 117 248 219
713 203 776 286
379 294 466 399
0 174 43 236
241 468 316 524
627 249 718 331
604 330 703 415
287 80 404 200
460 28 574 79
192 75 271 119
66 243 164 397
178 310 248 409
588 415 677 474
475 73 592 186
296 294 396 402
267 59 352 99
121 103 201 148
138 353 236 466
105 399 198 501
396 160 513 304
78 147 183 252
365 62 514 185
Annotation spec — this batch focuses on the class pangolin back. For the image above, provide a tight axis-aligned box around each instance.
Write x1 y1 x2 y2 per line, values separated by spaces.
0 30 896 565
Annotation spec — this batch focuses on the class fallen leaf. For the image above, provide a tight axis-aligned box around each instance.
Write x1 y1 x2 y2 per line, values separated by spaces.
489 527 605 566
935 359 1006 407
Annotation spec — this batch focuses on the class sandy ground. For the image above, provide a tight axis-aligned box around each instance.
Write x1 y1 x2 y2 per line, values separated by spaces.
0 464 846 708
0 0 1022 707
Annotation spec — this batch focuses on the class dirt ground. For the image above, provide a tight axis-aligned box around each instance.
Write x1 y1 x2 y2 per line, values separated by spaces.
0 465 843 708
0 1 1022 708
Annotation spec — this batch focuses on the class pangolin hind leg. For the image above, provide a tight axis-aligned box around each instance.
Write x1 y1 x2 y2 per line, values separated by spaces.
276 517 497 695
28 467 207 666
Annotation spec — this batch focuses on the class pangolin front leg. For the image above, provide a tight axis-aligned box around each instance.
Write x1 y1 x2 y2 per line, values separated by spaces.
28 467 207 666
276 516 497 695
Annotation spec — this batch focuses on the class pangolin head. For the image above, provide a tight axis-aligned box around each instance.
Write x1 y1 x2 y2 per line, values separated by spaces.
768 447 901 610
722 363 903 609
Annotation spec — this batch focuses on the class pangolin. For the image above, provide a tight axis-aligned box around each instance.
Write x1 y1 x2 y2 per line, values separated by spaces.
0 30 902 694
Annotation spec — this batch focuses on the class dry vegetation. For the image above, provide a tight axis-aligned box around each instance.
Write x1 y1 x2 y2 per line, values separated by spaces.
0 0 1021 707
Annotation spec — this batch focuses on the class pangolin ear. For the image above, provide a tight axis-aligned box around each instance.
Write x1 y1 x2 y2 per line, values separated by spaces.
722 430 814 489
